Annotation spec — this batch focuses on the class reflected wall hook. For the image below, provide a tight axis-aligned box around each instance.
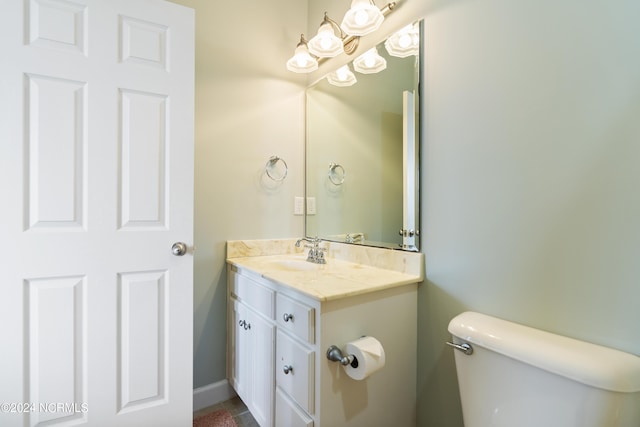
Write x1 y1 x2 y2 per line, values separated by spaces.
328 162 345 185
265 156 288 182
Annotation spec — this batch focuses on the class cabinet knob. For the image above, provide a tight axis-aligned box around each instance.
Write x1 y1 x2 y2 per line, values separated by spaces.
238 319 250 330
283 365 293 375
283 313 294 322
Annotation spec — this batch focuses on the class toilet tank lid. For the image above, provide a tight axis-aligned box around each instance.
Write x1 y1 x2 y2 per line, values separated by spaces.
448 311 640 393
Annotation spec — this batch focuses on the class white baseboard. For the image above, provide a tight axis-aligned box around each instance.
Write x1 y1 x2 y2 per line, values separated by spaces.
193 379 237 412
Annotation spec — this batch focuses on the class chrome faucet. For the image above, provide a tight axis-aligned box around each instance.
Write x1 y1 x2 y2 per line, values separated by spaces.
295 237 326 264
345 233 364 243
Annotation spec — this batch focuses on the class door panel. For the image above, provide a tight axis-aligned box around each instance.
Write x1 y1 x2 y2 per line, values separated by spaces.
26 276 87 426
119 89 168 229
117 270 167 412
0 1 194 426
27 0 88 55
120 15 168 69
25 73 87 230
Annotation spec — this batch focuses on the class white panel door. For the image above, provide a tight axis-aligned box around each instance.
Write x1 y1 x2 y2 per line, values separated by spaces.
0 1 194 426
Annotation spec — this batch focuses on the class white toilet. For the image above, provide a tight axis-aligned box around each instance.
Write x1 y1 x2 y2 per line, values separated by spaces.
448 311 640 427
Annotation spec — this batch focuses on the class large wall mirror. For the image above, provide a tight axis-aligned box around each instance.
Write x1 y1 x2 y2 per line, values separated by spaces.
305 20 421 251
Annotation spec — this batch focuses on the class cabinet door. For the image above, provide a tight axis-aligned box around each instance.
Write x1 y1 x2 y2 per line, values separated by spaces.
247 309 276 427
230 296 275 427
228 298 250 401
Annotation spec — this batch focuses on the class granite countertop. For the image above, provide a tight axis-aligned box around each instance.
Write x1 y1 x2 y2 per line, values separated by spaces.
226 239 424 302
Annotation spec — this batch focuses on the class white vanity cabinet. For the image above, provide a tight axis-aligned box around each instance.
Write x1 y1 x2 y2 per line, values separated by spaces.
227 261 419 427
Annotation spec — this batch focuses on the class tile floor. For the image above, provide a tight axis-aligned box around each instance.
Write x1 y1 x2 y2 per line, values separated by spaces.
193 396 258 427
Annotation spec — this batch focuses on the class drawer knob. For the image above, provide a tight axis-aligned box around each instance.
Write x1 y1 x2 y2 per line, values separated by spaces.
283 365 293 375
283 313 294 322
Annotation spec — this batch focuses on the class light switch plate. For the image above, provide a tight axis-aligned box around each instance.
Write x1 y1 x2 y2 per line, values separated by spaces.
307 197 316 215
294 197 304 215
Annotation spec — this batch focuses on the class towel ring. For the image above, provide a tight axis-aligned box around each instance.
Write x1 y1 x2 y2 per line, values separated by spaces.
328 162 346 185
265 156 288 182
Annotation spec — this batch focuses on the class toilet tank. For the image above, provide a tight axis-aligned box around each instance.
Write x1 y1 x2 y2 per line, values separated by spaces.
448 312 640 427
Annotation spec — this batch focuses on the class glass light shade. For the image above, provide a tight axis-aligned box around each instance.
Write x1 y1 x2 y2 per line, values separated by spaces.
384 23 419 58
341 0 384 36
327 65 357 87
308 22 344 58
286 42 318 73
353 47 386 74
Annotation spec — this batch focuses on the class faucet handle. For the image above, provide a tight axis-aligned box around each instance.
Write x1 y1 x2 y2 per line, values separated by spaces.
314 245 326 263
296 236 321 248
297 237 327 264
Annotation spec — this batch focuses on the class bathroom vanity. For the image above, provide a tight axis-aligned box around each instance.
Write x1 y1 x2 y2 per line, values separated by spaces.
226 239 423 427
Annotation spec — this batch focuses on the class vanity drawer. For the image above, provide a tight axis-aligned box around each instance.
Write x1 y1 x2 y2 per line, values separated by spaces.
276 387 313 427
230 270 274 319
276 293 315 344
276 330 315 414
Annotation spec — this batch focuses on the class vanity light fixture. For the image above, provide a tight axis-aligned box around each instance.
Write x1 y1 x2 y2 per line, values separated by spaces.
286 1 396 74
353 46 386 74
308 13 346 58
286 34 319 73
341 0 385 36
384 22 419 57
327 64 357 87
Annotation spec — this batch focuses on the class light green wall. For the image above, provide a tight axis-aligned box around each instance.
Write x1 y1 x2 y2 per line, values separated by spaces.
168 0 308 388
418 1 640 426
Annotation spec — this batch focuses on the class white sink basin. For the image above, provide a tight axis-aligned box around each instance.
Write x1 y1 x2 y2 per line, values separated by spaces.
265 256 326 271
270 258 324 271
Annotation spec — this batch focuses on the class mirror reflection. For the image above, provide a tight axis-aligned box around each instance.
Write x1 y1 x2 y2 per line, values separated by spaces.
305 21 421 251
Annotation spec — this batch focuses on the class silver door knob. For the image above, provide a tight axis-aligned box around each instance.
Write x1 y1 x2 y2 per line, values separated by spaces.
171 242 188 256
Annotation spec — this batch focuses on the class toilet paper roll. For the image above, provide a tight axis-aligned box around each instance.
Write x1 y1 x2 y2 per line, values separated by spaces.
343 336 386 381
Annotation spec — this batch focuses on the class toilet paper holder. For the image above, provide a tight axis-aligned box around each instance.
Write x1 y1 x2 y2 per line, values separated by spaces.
326 345 358 368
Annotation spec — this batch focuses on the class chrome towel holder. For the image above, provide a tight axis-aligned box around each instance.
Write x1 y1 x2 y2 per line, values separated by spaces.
265 155 288 182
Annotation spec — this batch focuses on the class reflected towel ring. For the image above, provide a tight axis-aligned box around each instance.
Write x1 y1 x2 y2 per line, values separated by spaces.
265 156 288 182
328 162 346 185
